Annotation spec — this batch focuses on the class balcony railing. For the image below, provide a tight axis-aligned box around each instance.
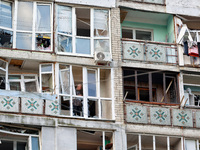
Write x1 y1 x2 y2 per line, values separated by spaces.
125 102 200 128
122 39 178 65
122 0 165 5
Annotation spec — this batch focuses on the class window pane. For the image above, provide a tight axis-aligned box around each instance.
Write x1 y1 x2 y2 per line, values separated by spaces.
101 100 112 119
36 5 51 31
41 64 52 72
73 97 83 117
17 142 27 150
127 134 138 150
77 130 102 150
94 40 109 52
88 99 98 118
136 30 152 41
9 75 21 79
141 135 153 150
17 2 33 31
0 29 13 48
25 81 37 92
123 70 136 100
0 140 13 150
24 76 36 79
122 29 133 39
60 96 70 116
88 70 96 97
76 8 90 37
36 33 51 50
10 82 21 91
156 136 167 149
57 5 72 34
58 35 72 53
100 69 111 98
76 38 90 54
94 9 109 37
72 66 83 96
42 74 53 93
32 137 39 150
16 32 32 50
0 71 6 89
0 59 7 70
0 1 12 28
59 68 70 95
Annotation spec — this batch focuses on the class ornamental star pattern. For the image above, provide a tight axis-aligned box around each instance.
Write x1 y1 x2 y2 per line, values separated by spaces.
127 45 141 58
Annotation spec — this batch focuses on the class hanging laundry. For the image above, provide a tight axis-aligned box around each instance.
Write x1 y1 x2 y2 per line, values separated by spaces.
188 44 199 57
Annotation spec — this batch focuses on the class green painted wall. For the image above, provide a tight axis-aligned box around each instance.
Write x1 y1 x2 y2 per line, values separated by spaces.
121 15 175 43
167 15 175 43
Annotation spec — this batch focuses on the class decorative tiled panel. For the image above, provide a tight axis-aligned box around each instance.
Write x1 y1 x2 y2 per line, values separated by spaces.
173 109 193 127
21 97 43 114
196 111 200 128
150 107 171 125
126 104 147 124
123 42 144 61
146 44 166 62
0 96 19 112
45 99 60 116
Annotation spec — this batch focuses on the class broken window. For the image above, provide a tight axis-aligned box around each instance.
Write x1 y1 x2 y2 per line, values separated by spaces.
127 134 183 150
8 74 38 92
0 127 39 150
56 6 110 55
16 2 52 51
77 130 113 150
58 65 113 119
123 69 179 103
40 64 54 93
0 1 13 48
183 74 200 107
0 58 8 90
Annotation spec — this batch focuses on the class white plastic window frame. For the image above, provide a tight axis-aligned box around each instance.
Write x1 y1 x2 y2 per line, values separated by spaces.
0 129 40 150
57 64 114 120
55 5 111 57
8 74 39 92
189 30 200 42
122 27 154 41
184 139 200 150
0 58 8 90
127 134 184 150
39 63 54 94
13 0 53 51
0 0 13 47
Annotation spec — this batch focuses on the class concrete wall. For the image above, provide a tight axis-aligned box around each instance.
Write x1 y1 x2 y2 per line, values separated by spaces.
118 0 200 17
55 0 115 8
122 21 168 42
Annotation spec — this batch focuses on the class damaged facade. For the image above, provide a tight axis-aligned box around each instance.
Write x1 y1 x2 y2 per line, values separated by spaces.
0 0 199 149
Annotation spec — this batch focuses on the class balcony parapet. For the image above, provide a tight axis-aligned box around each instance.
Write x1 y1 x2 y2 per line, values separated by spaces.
122 38 178 65
0 90 58 116
125 102 200 128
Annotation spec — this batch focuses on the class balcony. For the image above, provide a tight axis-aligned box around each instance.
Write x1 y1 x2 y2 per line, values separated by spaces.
122 39 178 65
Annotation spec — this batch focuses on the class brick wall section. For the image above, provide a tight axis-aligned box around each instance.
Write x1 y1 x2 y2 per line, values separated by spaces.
111 8 124 123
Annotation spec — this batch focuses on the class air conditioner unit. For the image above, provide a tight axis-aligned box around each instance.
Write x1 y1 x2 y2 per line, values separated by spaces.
95 51 112 63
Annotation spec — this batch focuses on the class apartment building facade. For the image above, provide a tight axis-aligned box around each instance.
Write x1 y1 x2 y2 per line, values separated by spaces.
0 0 199 149
117 0 200 149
